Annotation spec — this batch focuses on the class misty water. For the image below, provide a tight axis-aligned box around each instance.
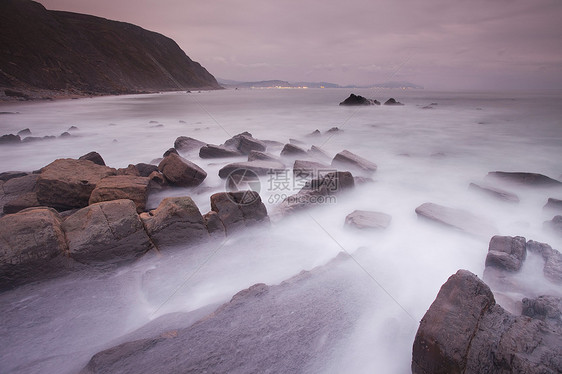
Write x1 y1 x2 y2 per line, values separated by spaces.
1 88 562 373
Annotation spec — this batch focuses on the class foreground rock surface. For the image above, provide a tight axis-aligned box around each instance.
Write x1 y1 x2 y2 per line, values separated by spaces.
63 199 153 264
89 175 154 213
412 269 562 374
210 191 269 233
157 153 207 187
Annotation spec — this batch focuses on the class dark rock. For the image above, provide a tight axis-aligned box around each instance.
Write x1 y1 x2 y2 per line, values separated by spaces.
326 127 342 134
544 215 562 237
485 235 527 272
224 132 267 155
331 150 377 173
0 207 68 287
140 197 209 248
116 164 140 177
527 240 562 284
21 135 56 143
307 145 331 161
345 210 391 230
1 174 40 214
89 175 154 213
415 202 497 238
383 98 404 106
218 160 285 179
469 182 519 203
36 158 117 211
307 129 321 137
199 144 244 158
68 126 79 131
544 198 562 212
210 191 269 234
0 171 28 182
162 148 178 157
135 163 159 177
203 211 225 236
157 153 207 187
0 134 21 144
412 269 562 374
17 128 31 136
486 171 562 187
247 150 282 163
173 136 206 153
63 199 153 264
78 151 106 166
280 143 308 157
339 93 378 106
522 296 562 326
4 89 29 99
59 131 71 138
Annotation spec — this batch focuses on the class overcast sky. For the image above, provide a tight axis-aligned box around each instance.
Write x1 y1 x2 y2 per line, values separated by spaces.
38 0 562 90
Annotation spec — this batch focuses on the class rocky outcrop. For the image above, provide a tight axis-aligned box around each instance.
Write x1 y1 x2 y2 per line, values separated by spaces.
345 210 391 230
218 160 285 179
89 175 154 213
412 269 562 374
199 144 243 158
383 98 404 106
486 171 562 187
485 235 527 272
0 0 220 99
63 199 153 264
36 158 117 211
331 150 377 173
468 182 519 203
210 191 269 234
78 151 106 166
157 153 206 187
0 174 40 215
339 93 379 106
415 202 497 238
140 197 209 248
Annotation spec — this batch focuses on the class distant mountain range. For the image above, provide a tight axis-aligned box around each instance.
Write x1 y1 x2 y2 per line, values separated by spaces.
0 0 220 100
217 78 423 90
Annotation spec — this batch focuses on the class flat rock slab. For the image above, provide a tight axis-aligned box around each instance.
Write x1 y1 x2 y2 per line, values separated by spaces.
415 202 497 238
89 175 153 213
158 153 207 187
218 160 285 179
345 210 391 230
199 144 243 159
486 171 562 187
331 150 377 173
468 182 519 203
63 199 153 264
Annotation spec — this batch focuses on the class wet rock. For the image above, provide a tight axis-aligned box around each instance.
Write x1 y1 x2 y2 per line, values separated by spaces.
63 199 153 264
345 210 391 230
412 269 562 374
522 296 562 326
174 136 206 153
289 138 307 146
224 132 267 155
339 93 378 106
247 150 282 162
307 145 331 161
116 164 140 177
78 151 106 166
383 98 404 106
293 160 330 180
486 171 562 187
162 148 178 157
0 171 28 182
1 174 40 215
307 129 321 137
544 215 562 237
280 143 308 157
199 144 244 158
140 197 209 248
203 211 225 236
157 153 207 187
21 135 56 143
331 150 377 173
210 191 269 234
468 182 519 203
544 198 562 212
218 160 285 179
527 240 562 284
59 131 72 138
36 158 117 211
0 134 21 144
485 235 527 272
135 163 159 177
415 202 497 238
0 207 68 287
89 175 154 213
17 128 31 136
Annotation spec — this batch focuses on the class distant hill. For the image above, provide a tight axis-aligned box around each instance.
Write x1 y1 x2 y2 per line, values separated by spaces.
0 0 221 100
218 78 422 90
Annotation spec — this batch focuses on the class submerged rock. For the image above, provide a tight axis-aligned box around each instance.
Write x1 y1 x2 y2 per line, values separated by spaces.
544 215 562 237
345 210 391 230
412 269 562 374
486 171 562 187
0 134 21 145
339 93 378 106
157 153 207 187
468 182 519 203
331 150 377 173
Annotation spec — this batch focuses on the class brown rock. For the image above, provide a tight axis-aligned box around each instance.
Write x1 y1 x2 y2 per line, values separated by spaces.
224 133 267 155
174 136 206 153
210 191 269 234
485 235 527 272
141 197 209 248
135 163 159 177
203 211 225 236
1 174 40 214
219 160 285 179
116 164 141 176
157 153 207 187
199 144 243 159
280 143 308 157
36 158 117 210
63 199 153 264
89 175 154 213
78 151 106 166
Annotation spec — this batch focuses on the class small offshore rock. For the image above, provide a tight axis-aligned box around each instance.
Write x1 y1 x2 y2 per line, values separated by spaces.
199 144 244 159
383 98 404 106
0 134 21 144
174 136 206 153
339 93 378 106
469 182 519 203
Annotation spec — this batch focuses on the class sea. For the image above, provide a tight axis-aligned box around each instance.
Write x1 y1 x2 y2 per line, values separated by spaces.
1 88 561 373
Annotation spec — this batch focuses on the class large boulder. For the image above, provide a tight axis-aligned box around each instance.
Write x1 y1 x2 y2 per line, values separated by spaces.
224 132 267 155
415 202 497 238
486 171 562 187
0 207 68 287
140 197 209 248
468 182 519 203
485 235 527 272
218 160 285 179
174 136 206 153
36 158 117 210
210 191 269 234
89 175 154 213
157 153 207 187
199 144 243 159
280 143 308 157
412 270 562 374
331 150 377 173
62 199 153 264
345 210 391 230
1 174 40 215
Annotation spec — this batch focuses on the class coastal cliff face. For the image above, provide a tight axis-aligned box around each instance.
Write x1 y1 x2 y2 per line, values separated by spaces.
0 0 221 99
